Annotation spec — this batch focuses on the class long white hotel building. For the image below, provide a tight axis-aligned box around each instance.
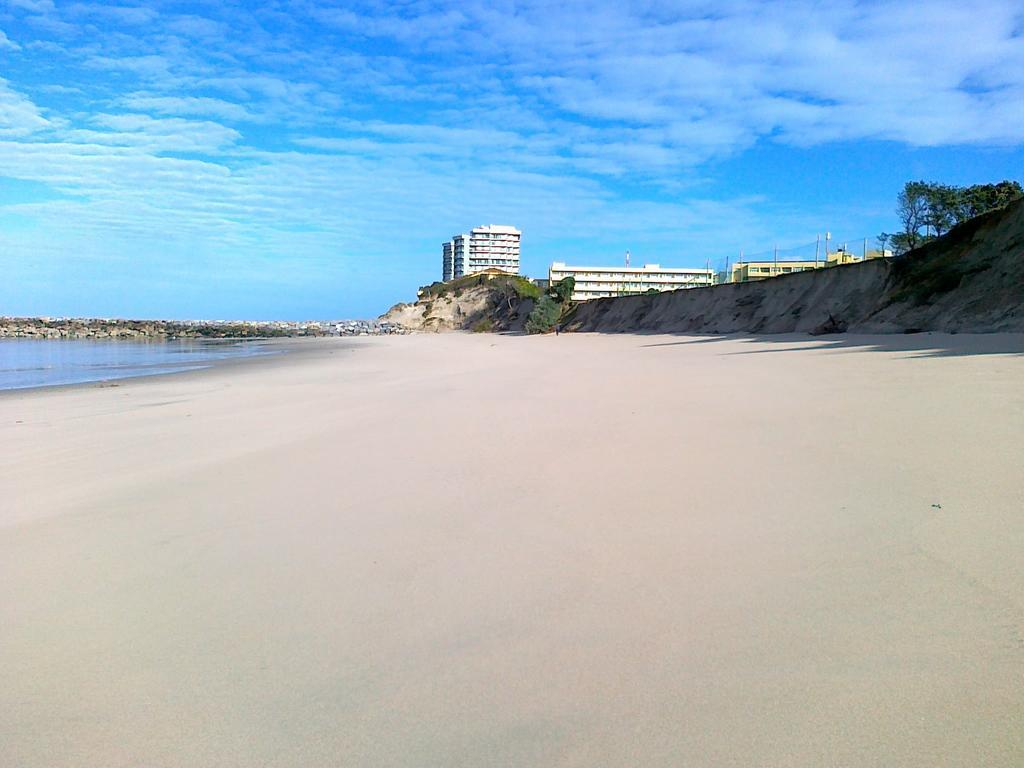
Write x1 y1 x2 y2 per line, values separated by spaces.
442 225 521 281
549 262 715 301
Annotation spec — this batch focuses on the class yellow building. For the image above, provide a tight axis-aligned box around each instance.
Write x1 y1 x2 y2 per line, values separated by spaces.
827 247 863 266
727 260 821 283
725 248 889 283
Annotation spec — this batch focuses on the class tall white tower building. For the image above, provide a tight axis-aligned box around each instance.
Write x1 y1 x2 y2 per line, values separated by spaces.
442 225 521 281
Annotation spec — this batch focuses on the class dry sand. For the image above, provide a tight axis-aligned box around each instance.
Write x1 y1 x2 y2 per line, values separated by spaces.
1 332 1022 767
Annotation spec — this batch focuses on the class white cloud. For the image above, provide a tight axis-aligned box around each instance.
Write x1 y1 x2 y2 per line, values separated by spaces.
84 54 176 79
120 94 254 122
1 0 1023 316
63 113 242 153
162 14 228 40
0 78 50 136
3 0 55 11
0 29 20 50
311 0 1024 153
313 5 469 43
65 3 158 26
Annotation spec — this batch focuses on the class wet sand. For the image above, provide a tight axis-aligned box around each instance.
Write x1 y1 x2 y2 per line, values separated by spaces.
2 332 1022 767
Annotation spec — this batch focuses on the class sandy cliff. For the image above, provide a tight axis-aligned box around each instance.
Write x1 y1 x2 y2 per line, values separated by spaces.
563 198 1024 335
381 274 536 332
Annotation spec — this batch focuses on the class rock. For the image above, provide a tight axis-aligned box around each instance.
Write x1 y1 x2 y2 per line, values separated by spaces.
810 313 848 335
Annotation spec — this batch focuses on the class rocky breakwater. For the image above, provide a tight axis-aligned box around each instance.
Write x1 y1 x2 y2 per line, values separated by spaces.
332 320 408 336
0 317 308 339
0 317 409 339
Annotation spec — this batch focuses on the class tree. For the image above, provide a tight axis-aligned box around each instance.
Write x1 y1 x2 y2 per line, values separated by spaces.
958 181 1023 220
896 181 929 252
526 296 562 334
549 276 575 304
888 232 916 257
920 183 959 237
891 179 1022 256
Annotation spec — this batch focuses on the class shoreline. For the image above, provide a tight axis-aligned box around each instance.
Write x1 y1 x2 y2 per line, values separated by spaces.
0 336 361 397
6 330 1023 398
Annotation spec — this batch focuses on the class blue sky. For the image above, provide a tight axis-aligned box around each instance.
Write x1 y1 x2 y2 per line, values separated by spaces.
1 0 1022 319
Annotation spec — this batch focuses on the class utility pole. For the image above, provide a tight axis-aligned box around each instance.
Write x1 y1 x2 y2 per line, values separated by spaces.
863 237 867 261
825 231 831 265
815 234 820 267
773 244 778 275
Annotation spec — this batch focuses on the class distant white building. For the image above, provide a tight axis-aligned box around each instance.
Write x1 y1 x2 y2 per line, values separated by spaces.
549 262 715 301
442 225 521 281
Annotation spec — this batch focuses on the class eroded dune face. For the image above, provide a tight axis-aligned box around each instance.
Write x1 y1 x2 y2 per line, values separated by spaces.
381 285 496 332
566 199 1024 336
381 276 537 333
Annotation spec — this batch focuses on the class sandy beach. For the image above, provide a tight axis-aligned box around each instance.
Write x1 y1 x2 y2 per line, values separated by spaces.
2 332 1022 767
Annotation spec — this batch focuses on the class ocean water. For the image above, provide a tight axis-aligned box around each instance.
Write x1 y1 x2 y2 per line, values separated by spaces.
0 338 276 391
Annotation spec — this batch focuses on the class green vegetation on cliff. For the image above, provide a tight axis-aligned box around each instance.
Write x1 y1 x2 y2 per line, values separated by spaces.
419 273 540 301
384 273 579 334
881 179 1022 256
384 273 542 332
526 296 562 334
526 276 575 334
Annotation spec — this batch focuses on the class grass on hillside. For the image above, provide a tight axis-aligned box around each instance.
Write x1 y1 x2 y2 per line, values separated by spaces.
419 273 541 301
